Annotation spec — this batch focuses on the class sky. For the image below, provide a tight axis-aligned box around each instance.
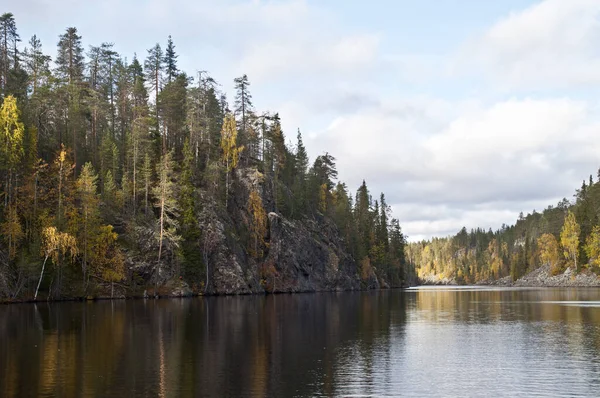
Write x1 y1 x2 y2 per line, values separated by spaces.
9 0 600 241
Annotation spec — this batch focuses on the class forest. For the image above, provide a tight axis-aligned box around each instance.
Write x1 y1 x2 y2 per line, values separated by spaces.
408 176 600 284
0 13 408 300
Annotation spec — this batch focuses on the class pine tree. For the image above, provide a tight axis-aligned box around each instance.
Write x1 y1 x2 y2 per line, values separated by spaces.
145 43 164 147
56 27 85 171
0 13 19 97
270 115 286 212
153 150 180 277
100 42 118 139
292 129 309 216
56 27 84 85
233 74 253 158
141 152 152 215
23 35 50 97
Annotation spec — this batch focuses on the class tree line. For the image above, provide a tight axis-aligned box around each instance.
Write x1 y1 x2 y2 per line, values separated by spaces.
0 13 407 299
408 176 600 283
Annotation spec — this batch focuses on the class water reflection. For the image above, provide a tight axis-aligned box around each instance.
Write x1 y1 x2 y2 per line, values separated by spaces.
2 288 600 397
0 292 405 397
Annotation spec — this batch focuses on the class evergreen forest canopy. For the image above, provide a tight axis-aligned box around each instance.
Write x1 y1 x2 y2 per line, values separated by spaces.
0 12 408 300
408 176 600 284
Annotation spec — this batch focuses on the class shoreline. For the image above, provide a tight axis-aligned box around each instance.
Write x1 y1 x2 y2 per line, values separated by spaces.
5 274 600 305
419 264 600 288
0 285 414 305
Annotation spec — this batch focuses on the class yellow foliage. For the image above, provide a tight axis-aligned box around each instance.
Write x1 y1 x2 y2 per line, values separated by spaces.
560 210 580 270
247 189 267 258
538 233 561 275
220 113 244 172
585 225 600 271
41 226 78 264
93 225 125 283
487 239 504 279
0 95 25 170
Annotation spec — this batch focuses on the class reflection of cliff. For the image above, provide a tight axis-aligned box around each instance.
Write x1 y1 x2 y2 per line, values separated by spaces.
0 292 408 397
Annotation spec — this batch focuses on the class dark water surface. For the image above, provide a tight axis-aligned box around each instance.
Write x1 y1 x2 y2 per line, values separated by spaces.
3 287 600 397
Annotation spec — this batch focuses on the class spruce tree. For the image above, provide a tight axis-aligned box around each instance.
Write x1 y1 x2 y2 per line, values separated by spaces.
163 35 178 83
233 74 254 162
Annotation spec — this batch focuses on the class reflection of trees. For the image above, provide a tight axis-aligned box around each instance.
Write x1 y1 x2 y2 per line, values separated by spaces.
0 293 410 397
5 290 600 396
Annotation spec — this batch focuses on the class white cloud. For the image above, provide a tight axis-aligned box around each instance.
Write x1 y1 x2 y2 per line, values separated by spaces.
309 96 600 240
459 0 600 90
238 33 380 83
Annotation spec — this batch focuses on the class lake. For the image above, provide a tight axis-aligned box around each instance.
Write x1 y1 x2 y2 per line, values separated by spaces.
2 287 600 397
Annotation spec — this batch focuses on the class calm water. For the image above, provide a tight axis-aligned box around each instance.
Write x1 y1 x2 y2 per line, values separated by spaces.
2 287 600 397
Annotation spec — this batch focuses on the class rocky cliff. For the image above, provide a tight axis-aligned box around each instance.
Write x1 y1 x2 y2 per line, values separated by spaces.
126 166 380 297
196 167 374 295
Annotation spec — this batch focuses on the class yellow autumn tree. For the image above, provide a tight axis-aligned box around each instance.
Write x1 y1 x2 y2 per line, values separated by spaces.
76 162 100 283
538 233 561 275
220 113 244 207
584 225 600 271
36 226 78 299
247 188 267 258
55 146 72 229
0 95 25 204
91 225 125 297
560 210 580 272
488 239 504 279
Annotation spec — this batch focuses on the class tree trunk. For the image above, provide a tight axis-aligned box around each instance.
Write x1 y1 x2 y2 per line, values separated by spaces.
203 234 210 294
156 188 165 291
35 255 49 300
225 158 229 208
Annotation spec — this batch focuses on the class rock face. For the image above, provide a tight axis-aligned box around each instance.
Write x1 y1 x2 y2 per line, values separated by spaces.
195 167 368 295
263 213 363 292
199 205 366 295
